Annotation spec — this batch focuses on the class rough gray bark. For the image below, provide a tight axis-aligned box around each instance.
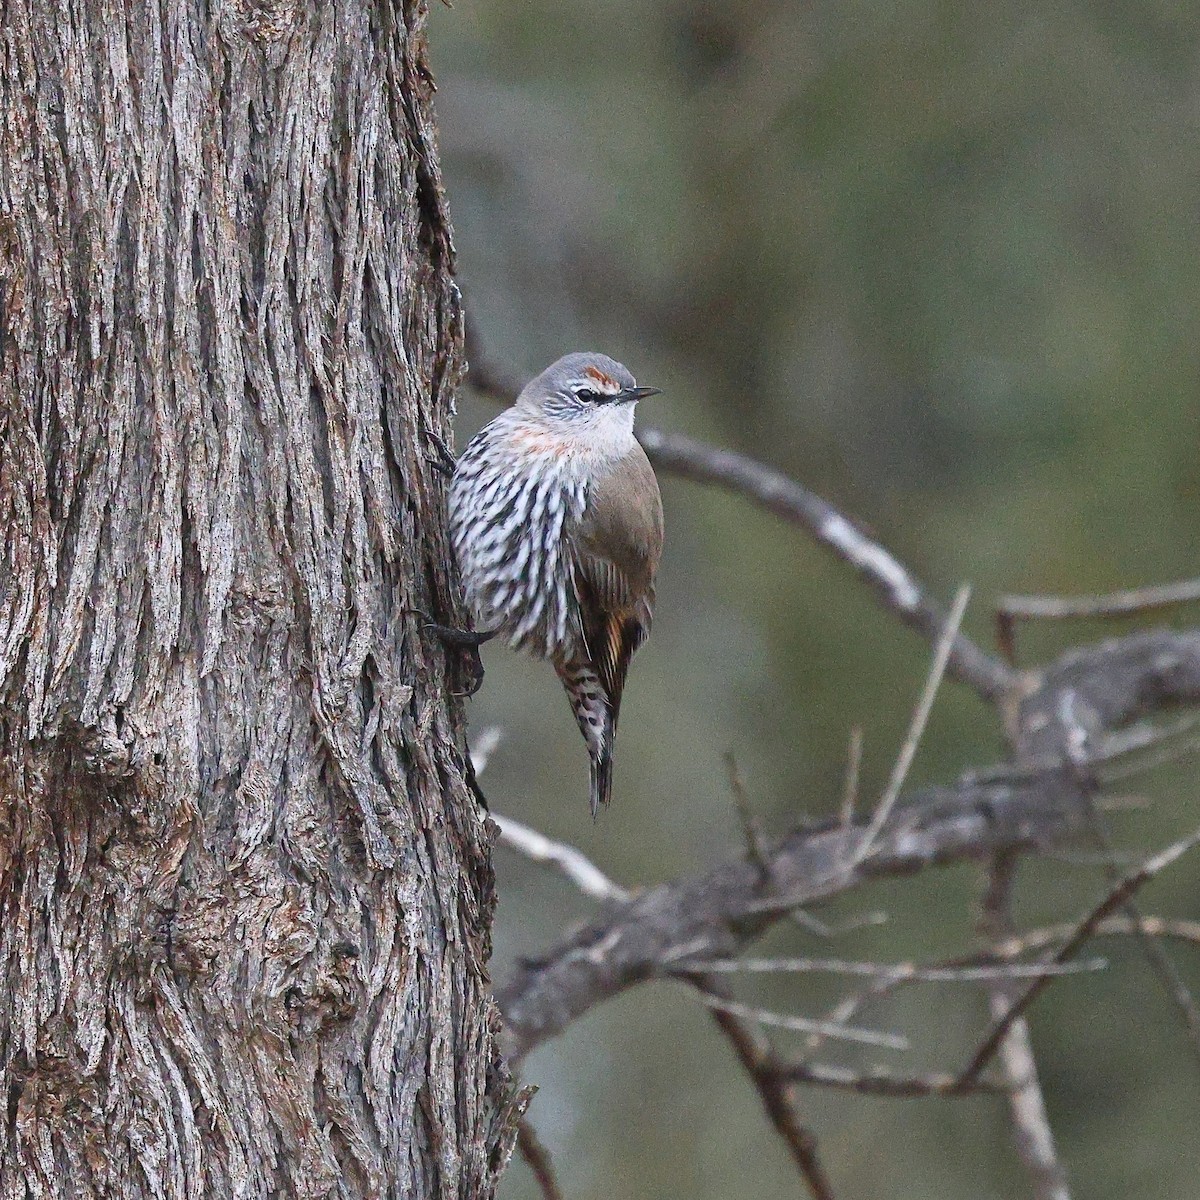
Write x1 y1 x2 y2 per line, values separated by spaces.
0 2 511 1196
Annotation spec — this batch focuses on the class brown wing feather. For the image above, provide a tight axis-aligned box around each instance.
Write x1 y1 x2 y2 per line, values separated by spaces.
573 577 653 722
571 444 663 723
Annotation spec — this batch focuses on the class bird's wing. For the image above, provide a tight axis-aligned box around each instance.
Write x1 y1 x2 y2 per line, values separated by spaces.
571 443 663 718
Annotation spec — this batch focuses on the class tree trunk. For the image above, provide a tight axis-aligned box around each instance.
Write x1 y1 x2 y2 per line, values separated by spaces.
0 3 510 1196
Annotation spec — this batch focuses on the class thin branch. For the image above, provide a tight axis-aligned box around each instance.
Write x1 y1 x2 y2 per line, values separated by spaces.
1101 726 1200 781
775 1060 1008 1099
976 854 1071 1200
801 981 898 1059
1000 577 1200 621
492 812 629 902
516 1119 565 1200
993 916 1200 957
997 578 1200 663
789 908 891 938
986 994 1071 1200
852 585 971 867
697 976 838 1200
676 955 1106 983
692 991 908 1050
960 825 1200 1086
469 725 504 775
725 752 771 876
839 726 863 829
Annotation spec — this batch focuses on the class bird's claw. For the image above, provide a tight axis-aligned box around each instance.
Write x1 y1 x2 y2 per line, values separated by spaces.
422 429 457 477
453 647 486 697
408 609 492 695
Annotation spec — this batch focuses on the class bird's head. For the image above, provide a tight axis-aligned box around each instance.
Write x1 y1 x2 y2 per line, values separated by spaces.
518 352 661 440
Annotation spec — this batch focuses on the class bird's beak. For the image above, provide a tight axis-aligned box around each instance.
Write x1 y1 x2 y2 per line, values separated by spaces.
620 385 662 402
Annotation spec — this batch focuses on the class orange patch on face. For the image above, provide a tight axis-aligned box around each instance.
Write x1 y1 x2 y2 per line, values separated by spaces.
584 365 618 390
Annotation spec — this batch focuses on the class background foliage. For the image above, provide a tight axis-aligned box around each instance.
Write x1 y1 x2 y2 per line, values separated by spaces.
428 3 1200 1196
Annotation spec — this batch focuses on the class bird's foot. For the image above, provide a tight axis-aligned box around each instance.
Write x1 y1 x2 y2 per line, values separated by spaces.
422 429 457 477
422 620 497 651
410 610 495 696
428 623 494 696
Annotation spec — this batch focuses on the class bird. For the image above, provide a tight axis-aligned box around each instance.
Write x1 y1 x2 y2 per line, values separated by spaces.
445 351 664 817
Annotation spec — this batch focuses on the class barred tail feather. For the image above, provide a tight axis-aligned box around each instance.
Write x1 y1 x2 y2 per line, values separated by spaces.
556 658 617 816
588 739 614 825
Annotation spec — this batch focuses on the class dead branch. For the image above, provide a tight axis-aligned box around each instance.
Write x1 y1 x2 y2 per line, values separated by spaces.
497 766 1091 1061
997 577 1200 664
851 584 970 866
493 812 629 903
993 916 1200 957
976 854 1071 1200
696 974 837 1200
774 1060 1007 1099
1001 577 1200 622
516 1120 565 1200
691 992 907 1050
958 823 1200 1088
678 955 1105 983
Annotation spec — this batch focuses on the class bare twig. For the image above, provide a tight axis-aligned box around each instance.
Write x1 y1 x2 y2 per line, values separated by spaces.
1100 723 1200 781
1001 578 1200 621
676 955 1106 983
789 909 890 938
516 1119 565 1200
960 826 1200 1087
725 752 771 875
801 982 896 1059
692 991 908 1050
976 854 1071 1200
492 812 629 902
698 977 837 1200
852 585 971 867
993 916 1200 957
470 726 504 775
839 726 863 829
775 1059 1008 1098
997 578 1200 664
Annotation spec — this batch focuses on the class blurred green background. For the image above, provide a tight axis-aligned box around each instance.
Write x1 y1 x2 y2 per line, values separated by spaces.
427 2 1200 1196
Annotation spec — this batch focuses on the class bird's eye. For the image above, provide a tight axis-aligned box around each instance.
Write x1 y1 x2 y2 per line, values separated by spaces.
574 388 602 404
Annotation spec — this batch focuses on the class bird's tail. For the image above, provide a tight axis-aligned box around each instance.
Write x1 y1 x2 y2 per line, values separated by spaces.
589 729 615 819
557 659 616 817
